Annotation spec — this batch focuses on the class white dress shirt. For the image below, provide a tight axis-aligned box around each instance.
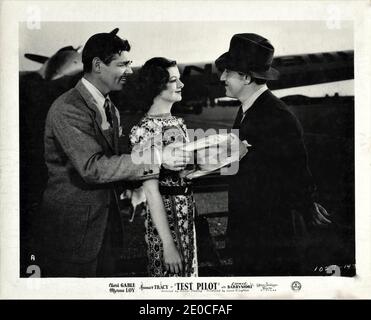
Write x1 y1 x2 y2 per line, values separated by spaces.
81 77 121 131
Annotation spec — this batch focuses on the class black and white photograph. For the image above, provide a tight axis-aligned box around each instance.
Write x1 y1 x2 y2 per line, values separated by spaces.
1 0 370 299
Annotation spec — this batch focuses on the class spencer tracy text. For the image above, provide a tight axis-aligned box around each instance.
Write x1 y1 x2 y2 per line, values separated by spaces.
139 304 232 317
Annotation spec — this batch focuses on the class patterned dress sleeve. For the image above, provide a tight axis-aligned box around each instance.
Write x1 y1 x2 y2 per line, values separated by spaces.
177 117 190 143
129 118 162 180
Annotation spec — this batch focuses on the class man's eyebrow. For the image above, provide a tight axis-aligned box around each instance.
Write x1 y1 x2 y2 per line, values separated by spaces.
117 60 132 65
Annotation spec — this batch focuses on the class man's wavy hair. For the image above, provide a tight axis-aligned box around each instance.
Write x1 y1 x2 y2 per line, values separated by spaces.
136 57 177 111
82 32 131 73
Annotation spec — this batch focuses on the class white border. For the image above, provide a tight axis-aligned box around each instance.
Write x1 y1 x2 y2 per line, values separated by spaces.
1 0 370 299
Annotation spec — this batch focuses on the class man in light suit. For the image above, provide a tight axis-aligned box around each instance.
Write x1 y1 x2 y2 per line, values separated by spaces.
37 31 189 277
215 33 330 276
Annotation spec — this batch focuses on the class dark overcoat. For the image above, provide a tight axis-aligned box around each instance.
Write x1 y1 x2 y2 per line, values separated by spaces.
228 90 316 275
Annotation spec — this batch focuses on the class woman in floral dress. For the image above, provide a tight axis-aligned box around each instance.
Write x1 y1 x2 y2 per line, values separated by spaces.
130 57 197 277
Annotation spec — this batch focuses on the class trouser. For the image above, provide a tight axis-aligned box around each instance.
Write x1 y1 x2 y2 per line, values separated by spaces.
40 202 123 278
231 245 301 277
40 256 98 277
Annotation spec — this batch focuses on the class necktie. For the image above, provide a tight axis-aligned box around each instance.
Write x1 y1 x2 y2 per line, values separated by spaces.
104 98 120 154
104 98 113 128
103 99 123 247
233 105 244 128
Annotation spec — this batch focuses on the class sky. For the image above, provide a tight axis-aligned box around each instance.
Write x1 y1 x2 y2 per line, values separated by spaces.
19 20 354 97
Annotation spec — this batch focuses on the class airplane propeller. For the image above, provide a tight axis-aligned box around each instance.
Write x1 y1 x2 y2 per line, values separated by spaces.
24 53 49 64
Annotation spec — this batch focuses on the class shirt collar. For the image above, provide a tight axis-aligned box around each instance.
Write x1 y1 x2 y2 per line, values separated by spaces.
241 84 268 114
81 77 114 130
81 77 109 111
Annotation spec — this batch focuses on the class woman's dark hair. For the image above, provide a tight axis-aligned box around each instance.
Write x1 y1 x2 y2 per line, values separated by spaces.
136 57 177 110
82 32 131 73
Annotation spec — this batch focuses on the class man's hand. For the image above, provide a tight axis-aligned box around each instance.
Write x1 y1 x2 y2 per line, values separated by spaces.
228 133 251 160
297 202 331 228
309 202 332 226
162 141 191 171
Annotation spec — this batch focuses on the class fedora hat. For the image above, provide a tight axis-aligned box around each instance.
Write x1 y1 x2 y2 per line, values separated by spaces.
215 33 279 80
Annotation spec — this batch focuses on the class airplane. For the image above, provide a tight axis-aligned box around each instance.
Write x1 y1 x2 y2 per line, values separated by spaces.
19 22 354 115
110 49 354 115
22 46 83 81
20 28 121 81
178 50 354 111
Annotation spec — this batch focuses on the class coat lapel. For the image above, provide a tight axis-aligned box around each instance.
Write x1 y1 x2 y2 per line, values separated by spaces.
239 90 270 128
75 80 115 153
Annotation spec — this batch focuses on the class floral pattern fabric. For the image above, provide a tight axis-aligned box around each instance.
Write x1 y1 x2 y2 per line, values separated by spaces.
130 114 198 277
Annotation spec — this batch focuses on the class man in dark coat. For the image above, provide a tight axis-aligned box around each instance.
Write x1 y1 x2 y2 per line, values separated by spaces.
215 33 330 276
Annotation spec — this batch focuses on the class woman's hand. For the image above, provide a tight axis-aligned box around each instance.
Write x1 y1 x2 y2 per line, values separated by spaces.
142 179 184 275
163 242 183 275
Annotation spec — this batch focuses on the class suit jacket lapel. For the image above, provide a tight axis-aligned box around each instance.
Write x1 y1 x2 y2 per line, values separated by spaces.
75 80 115 153
239 90 270 128
232 105 243 129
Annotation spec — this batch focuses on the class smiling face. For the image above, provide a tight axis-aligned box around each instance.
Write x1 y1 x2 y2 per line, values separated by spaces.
99 51 133 92
220 68 247 99
158 66 184 103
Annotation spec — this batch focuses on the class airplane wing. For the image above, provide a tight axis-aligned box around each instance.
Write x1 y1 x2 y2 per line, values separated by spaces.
175 50 354 110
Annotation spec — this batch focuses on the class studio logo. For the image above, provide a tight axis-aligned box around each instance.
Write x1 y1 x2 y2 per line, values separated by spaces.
291 281 302 291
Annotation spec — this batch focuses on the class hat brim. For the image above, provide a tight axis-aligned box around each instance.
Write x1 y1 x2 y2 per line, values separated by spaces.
215 52 231 71
215 52 280 81
250 68 280 81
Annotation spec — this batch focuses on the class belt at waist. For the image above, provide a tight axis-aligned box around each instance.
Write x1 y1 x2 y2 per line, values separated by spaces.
159 185 192 196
